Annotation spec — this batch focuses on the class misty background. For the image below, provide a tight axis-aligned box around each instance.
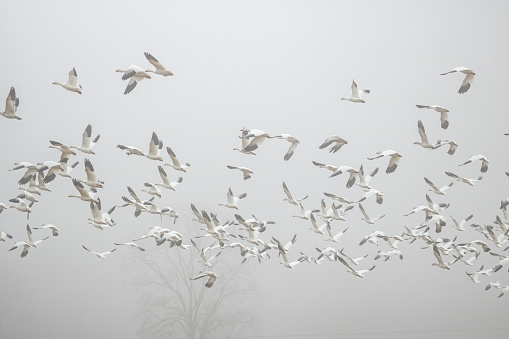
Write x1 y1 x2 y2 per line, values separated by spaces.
1 1 509 338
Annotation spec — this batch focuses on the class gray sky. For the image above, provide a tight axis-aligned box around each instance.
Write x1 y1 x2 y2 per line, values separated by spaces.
1 1 509 338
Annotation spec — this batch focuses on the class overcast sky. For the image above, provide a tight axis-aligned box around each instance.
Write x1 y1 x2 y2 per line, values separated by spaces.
1 1 509 338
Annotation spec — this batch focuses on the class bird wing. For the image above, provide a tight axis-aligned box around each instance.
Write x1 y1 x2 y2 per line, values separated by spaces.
128 186 142 204
351 80 359 98
358 203 370 219
459 73 474 94
4 87 16 114
84 159 98 182
68 68 78 86
144 52 166 71
282 182 293 200
82 124 92 148
148 132 160 156
158 166 170 185
124 77 138 94
166 147 181 166
417 120 429 144
284 141 298 161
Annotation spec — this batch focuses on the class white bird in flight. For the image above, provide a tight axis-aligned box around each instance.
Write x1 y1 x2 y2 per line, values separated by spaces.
459 155 489 173
319 136 348 153
1 87 21 120
189 271 218 288
116 65 151 94
82 245 116 259
415 105 450 129
341 80 370 103
270 134 300 161
71 124 100 155
367 150 402 174
226 165 254 180
53 68 82 94
144 52 174 77
440 67 475 94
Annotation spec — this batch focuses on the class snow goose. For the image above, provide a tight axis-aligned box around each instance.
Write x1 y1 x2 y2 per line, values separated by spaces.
355 165 378 190
226 165 253 180
70 124 100 154
116 65 151 94
114 242 145 251
459 155 489 173
270 134 299 161
338 249 369 266
450 214 473 231
89 199 107 227
335 253 375 278
440 67 475 94
432 244 451 270
341 80 370 103
485 281 502 291
0 231 13 242
277 243 302 269
329 166 359 188
497 286 509 298
57 157 79 178
69 179 98 203
445 172 482 186
164 147 190 172
191 240 222 268
415 105 450 129
218 187 246 209
282 182 308 206
233 130 257 155
35 171 51 192
270 235 297 254
367 150 402 174
452 252 479 266
424 177 453 195
117 144 145 156
82 245 116 259
53 68 82 94
309 214 327 234
37 160 65 184
161 207 180 223
155 166 183 191
9 225 49 257
121 187 148 217
33 224 60 237
359 203 385 224
141 182 162 198
240 127 271 152
76 159 103 188
10 162 40 185
144 52 174 76
357 189 383 204
189 271 218 288
319 135 348 153
10 192 38 205
49 141 77 158
374 250 403 261
325 224 348 243
144 132 164 161
324 192 352 204
9 199 34 219
434 139 458 155
1 86 20 120
414 120 439 149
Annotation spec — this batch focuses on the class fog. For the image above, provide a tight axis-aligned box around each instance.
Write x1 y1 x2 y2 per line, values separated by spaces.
1 1 508 338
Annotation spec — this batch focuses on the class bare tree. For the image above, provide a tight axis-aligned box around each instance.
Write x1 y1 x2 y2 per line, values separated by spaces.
128 225 259 339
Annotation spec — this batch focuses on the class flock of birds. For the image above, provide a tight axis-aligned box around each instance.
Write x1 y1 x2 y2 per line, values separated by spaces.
2 60 509 297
